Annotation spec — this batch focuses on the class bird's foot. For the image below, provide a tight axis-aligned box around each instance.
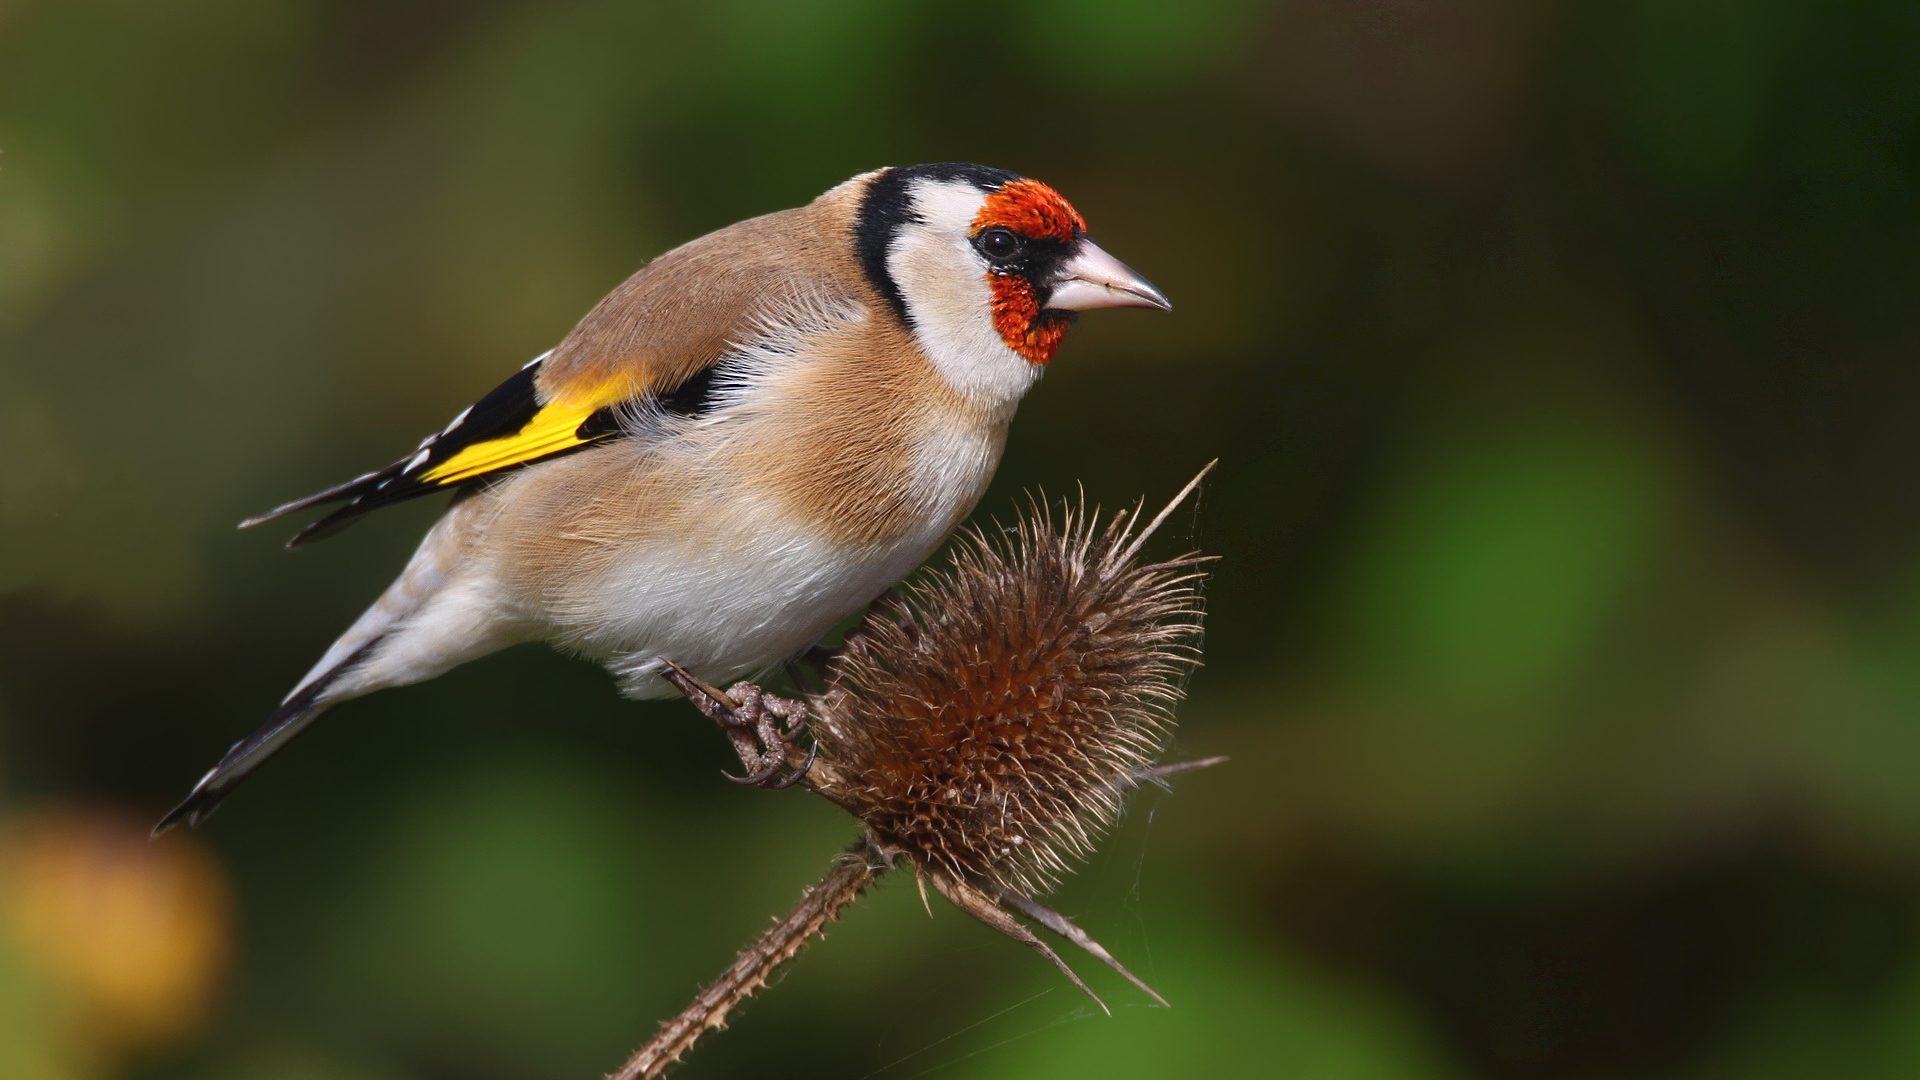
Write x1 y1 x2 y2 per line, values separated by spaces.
660 661 816 790
714 682 816 789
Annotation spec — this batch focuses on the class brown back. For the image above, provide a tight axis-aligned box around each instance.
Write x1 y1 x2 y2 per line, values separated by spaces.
536 182 872 407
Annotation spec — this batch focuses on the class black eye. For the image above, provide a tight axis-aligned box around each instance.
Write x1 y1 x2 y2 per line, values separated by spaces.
975 227 1025 262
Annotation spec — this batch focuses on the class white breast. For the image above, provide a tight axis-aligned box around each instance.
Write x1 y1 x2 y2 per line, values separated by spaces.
532 305 1012 700
566 439 1000 700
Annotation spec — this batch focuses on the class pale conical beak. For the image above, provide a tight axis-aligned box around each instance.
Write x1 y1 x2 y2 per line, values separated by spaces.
1043 240 1172 312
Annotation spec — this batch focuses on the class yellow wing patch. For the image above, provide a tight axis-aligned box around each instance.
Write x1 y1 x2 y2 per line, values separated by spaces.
419 400 604 485
247 360 647 547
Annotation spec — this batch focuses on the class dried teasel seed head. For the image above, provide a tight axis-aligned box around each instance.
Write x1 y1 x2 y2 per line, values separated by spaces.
807 475 1209 899
613 471 1217 1065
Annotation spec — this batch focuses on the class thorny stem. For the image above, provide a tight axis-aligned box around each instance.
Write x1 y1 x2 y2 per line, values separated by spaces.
607 838 888 1080
604 755 1230 1079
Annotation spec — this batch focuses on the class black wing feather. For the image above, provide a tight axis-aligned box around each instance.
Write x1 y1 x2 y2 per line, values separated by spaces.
245 353 730 547
244 359 598 547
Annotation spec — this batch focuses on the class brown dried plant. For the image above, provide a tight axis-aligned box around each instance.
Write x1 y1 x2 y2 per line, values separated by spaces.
610 466 1219 1080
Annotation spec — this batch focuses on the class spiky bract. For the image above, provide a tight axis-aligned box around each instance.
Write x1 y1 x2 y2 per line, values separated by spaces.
811 499 1205 897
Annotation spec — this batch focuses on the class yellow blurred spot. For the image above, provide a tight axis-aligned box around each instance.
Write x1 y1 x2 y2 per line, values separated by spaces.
0 805 233 1056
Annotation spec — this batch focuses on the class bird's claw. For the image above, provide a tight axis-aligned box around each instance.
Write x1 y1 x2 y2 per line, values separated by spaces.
723 757 785 786
723 740 817 789
660 660 816 790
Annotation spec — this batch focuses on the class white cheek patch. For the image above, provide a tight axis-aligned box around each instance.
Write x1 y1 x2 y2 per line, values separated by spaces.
887 178 1040 411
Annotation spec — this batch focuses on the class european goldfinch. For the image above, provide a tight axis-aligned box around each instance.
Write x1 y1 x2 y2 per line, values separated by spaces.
158 163 1169 831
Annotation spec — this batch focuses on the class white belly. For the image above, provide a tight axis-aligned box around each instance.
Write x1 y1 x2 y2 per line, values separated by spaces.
547 419 1001 698
562 511 949 698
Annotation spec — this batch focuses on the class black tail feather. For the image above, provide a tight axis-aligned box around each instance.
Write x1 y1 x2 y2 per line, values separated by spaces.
285 498 386 548
237 465 402 531
153 638 380 835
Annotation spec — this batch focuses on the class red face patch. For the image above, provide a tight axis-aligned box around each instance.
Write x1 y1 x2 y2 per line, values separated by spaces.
986 276 1071 364
972 179 1086 365
972 178 1086 245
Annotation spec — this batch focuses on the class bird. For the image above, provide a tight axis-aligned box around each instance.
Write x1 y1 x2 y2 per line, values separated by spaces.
156 162 1171 832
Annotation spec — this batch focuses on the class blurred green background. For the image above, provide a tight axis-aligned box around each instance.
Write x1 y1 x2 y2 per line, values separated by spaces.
5 1 1920 1077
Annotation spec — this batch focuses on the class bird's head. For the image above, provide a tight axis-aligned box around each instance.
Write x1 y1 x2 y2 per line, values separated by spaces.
854 164 1170 402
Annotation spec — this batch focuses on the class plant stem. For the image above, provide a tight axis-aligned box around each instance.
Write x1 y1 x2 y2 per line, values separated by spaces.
607 838 886 1080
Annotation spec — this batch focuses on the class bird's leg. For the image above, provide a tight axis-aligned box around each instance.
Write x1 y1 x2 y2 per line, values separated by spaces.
794 587 919 687
659 663 767 774
659 660 815 790
784 657 825 695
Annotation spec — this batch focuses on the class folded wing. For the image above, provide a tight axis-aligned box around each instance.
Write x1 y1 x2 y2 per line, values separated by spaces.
243 354 654 546
245 201 854 546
